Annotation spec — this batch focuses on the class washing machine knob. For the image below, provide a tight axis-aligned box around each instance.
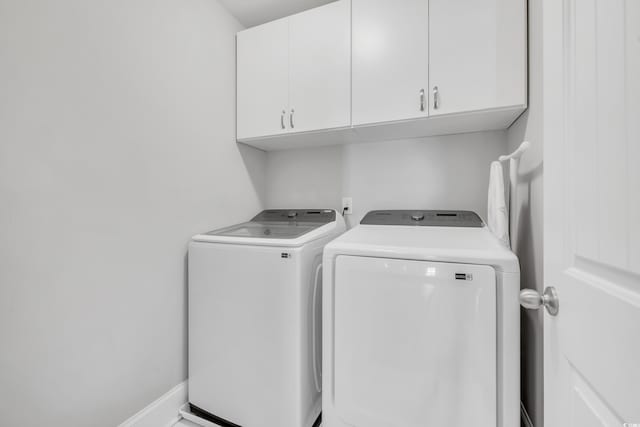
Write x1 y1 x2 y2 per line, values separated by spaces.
411 213 425 221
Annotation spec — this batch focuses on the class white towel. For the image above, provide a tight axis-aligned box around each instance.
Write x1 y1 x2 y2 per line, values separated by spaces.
487 161 510 247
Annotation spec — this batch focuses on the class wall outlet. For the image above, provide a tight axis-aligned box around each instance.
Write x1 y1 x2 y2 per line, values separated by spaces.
341 197 353 215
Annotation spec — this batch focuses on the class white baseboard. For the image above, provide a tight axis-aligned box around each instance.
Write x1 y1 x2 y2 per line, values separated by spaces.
118 381 188 427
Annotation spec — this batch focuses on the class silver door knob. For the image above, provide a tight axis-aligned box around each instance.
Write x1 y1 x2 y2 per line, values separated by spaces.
520 287 559 316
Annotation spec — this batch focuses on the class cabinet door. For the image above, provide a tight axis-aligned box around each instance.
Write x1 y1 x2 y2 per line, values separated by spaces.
237 19 289 140
289 0 351 133
352 0 429 126
429 0 526 116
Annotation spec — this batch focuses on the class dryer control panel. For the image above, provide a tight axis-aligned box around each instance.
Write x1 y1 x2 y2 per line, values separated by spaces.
360 210 483 227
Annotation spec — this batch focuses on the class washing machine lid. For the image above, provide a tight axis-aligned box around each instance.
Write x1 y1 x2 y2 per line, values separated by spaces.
192 209 343 247
325 210 519 273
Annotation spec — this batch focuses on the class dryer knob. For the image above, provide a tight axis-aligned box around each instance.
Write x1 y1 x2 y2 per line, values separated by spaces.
287 211 298 218
411 214 425 221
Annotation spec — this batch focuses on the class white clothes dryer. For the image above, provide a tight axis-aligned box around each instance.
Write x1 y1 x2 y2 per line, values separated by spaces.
188 209 345 427
322 210 520 427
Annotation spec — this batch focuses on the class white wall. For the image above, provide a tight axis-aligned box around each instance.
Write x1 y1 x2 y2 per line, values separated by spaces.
266 131 508 226
0 1 264 426
507 0 544 424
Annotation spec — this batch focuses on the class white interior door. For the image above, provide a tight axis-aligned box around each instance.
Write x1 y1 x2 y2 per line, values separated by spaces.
543 0 640 426
236 18 289 140
351 0 429 126
289 0 351 133
428 0 527 116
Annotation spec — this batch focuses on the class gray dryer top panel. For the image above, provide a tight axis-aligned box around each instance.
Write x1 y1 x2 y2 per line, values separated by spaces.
360 210 484 227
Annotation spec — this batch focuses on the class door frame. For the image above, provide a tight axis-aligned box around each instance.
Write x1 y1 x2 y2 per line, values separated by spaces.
542 0 568 424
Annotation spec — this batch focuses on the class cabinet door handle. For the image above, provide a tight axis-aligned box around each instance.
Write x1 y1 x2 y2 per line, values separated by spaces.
420 89 425 112
433 86 440 110
281 110 286 129
289 109 295 129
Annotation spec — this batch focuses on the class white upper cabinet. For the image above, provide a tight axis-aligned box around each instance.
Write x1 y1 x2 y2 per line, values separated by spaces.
236 0 351 141
289 0 351 133
351 0 430 126
428 0 527 116
236 0 527 150
237 19 289 141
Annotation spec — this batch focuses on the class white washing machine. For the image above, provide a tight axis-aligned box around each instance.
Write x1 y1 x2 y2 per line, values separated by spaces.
322 210 520 427
188 209 345 427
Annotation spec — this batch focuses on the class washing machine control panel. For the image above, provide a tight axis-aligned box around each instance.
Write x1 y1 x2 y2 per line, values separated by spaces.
361 210 483 227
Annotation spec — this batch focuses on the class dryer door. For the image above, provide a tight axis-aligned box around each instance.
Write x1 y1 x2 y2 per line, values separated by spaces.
333 256 497 427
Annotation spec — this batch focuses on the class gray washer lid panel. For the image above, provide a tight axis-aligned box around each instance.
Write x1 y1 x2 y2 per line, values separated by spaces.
203 209 337 239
